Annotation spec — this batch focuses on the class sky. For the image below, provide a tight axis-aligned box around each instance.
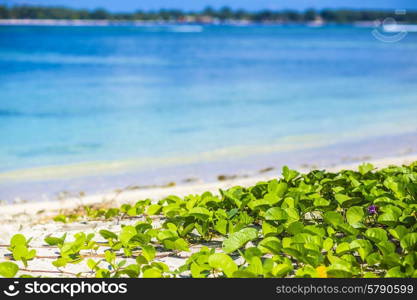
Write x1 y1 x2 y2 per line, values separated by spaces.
1 0 417 12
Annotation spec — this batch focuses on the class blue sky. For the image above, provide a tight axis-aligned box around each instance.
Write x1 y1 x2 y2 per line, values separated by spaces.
2 0 417 12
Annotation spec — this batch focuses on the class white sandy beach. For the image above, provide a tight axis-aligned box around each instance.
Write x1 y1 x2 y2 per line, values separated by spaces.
2 153 417 217
0 153 416 277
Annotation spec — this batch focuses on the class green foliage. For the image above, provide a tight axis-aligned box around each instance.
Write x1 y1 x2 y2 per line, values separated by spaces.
3 162 417 278
0 262 19 278
222 228 258 254
44 233 67 246
8 234 36 267
208 253 238 277
52 232 97 268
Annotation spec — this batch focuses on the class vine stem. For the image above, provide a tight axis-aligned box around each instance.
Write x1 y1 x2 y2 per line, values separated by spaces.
35 254 105 259
36 252 176 259
19 268 81 277
0 242 108 249
5 251 183 261
0 244 58 248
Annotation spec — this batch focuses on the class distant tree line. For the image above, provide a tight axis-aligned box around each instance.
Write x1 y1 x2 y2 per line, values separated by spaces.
1 5 417 23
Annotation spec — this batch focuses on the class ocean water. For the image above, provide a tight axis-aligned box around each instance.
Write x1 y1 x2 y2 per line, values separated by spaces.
1 25 417 200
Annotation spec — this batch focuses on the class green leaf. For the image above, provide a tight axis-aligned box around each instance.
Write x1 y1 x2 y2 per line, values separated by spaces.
246 256 263 276
0 262 19 278
264 207 288 221
350 239 372 261
96 269 111 278
286 221 304 235
337 223 359 236
377 206 402 226
262 221 282 236
53 214 67 223
87 258 97 270
303 225 326 237
136 255 148 266
122 264 140 278
313 198 330 207
323 211 344 227
12 245 29 260
382 253 402 267
146 204 162 216
142 245 156 262
248 199 272 210
104 250 115 263
99 230 118 240
385 266 405 278
292 233 322 247
131 233 151 245
142 267 162 278
366 252 382 266
377 241 396 255
334 194 350 206
232 270 258 278
180 223 195 237
358 163 374 175
384 177 403 197
188 207 211 221
119 226 137 246
327 261 353 278
208 253 238 277
188 264 204 278
363 272 379 278
400 233 417 250
268 180 288 197
282 166 299 182
44 234 66 246
214 219 228 235
335 242 351 255
10 234 26 247
174 238 190 252
258 237 282 255
136 223 153 233
346 206 364 226
243 247 262 261
323 238 334 252
335 194 362 208
157 230 178 242
388 225 409 240
272 263 293 277
222 227 258 254
365 228 388 243
52 258 68 268
295 265 319 278
283 207 300 222
44 236 61 246
262 193 281 206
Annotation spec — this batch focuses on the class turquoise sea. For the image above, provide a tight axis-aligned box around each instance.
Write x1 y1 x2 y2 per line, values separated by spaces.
1 25 417 201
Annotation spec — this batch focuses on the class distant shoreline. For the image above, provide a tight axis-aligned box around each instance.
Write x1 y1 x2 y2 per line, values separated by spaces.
0 18 370 27
2 5 417 26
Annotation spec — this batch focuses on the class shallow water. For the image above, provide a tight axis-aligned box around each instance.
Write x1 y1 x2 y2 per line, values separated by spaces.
1 25 417 201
